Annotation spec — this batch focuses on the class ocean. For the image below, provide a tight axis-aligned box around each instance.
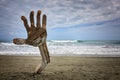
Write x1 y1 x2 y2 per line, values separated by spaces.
0 40 120 56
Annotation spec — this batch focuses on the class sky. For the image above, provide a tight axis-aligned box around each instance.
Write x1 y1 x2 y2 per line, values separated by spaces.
0 0 120 42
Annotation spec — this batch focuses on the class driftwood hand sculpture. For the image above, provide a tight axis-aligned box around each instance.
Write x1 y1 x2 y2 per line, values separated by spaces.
13 10 50 74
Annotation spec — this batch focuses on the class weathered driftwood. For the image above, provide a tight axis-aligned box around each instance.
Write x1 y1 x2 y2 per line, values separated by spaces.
13 10 50 74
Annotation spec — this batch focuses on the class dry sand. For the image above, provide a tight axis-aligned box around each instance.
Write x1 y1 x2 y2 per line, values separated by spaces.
0 55 120 80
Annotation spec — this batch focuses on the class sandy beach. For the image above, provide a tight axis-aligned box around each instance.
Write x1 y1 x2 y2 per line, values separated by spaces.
0 55 120 80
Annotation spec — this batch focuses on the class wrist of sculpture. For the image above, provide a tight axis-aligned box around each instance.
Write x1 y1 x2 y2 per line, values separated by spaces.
34 43 50 74
38 43 50 63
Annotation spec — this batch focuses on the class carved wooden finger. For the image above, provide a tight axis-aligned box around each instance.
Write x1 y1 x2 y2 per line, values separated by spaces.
36 10 41 28
13 38 26 45
30 11 34 27
21 16 29 32
42 15 47 29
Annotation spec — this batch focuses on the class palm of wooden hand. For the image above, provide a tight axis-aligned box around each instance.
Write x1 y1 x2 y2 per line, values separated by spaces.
13 10 47 46
13 10 50 74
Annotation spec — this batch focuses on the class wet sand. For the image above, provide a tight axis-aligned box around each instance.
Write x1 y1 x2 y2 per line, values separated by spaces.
0 55 120 80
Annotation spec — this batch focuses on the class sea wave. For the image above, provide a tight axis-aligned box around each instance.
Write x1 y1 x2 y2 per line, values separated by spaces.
0 42 15 46
1 40 120 45
49 40 83 43
48 40 120 45
106 41 120 44
0 41 120 56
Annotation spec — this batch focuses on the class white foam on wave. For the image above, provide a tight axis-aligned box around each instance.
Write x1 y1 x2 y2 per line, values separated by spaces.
0 42 120 56
1 42 15 46
50 40 77 43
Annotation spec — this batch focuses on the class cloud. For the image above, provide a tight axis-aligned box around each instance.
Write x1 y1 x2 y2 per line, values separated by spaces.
43 0 120 28
0 0 120 40
0 0 120 28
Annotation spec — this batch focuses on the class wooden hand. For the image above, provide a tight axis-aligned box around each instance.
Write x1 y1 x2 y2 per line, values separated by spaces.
13 10 50 74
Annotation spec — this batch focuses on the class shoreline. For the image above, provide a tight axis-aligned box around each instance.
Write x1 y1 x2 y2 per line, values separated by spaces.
0 54 120 57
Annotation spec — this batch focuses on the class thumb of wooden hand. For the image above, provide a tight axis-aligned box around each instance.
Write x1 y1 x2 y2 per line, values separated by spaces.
13 38 26 45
